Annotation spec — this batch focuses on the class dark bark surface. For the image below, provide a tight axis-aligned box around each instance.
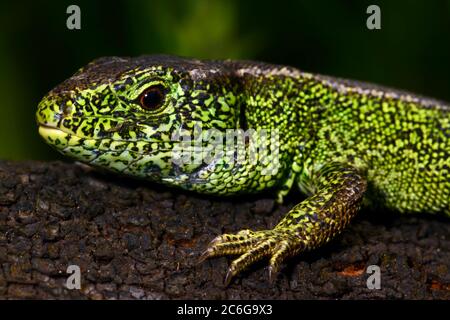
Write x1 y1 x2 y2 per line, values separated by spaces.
0 160 448 300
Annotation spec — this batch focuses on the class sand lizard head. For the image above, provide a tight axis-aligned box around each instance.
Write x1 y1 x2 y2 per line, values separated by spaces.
36 55 244 183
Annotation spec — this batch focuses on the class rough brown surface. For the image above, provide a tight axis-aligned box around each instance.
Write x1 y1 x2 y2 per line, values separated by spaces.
0 160 449 300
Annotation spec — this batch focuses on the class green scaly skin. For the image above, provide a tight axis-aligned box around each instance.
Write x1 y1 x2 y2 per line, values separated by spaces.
36 55 450 284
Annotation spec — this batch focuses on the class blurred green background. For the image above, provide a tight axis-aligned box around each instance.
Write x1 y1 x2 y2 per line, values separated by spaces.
0 0 449 160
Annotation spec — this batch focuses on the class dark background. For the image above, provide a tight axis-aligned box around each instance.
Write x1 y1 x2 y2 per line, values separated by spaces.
1 0 449 160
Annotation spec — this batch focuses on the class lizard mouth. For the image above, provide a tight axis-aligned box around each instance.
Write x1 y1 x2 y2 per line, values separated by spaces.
38 123 71 144
38 123 64 131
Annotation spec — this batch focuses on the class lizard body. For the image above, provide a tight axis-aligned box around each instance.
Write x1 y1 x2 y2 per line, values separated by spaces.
36 55 450 284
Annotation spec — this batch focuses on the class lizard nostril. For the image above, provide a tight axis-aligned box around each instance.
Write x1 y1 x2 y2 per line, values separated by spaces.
62 100 73 117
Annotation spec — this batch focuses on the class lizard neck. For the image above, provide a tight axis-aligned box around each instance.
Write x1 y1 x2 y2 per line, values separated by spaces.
230 62 324 168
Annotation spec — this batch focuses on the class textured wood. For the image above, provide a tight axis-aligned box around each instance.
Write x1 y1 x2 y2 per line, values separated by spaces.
0 160 448 299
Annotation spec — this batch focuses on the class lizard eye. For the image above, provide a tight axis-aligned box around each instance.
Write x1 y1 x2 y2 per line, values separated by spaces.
138 85 165 110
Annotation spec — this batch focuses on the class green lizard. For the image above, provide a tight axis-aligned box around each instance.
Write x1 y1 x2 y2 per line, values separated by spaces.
36 55 450 285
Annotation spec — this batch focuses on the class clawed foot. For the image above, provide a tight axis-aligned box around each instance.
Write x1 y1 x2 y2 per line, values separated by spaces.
199 228 299 285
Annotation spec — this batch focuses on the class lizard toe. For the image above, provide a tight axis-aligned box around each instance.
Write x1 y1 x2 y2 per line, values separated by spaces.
201 228 298 285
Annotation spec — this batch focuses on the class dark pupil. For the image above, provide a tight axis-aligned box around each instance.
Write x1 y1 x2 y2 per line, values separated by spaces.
141 87 163 109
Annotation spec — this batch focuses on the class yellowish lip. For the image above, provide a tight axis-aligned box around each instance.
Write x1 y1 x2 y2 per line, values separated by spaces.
38 124 68 137
38 124 73 148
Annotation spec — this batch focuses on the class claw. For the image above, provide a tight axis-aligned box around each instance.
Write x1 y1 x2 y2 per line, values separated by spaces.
268 265 277 284
197 248 213 264
236 229 254 237
208 235 224 246
224 267 235 286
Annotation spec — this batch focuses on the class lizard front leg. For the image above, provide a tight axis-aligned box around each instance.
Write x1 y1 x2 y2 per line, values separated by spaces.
200 162 367 285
